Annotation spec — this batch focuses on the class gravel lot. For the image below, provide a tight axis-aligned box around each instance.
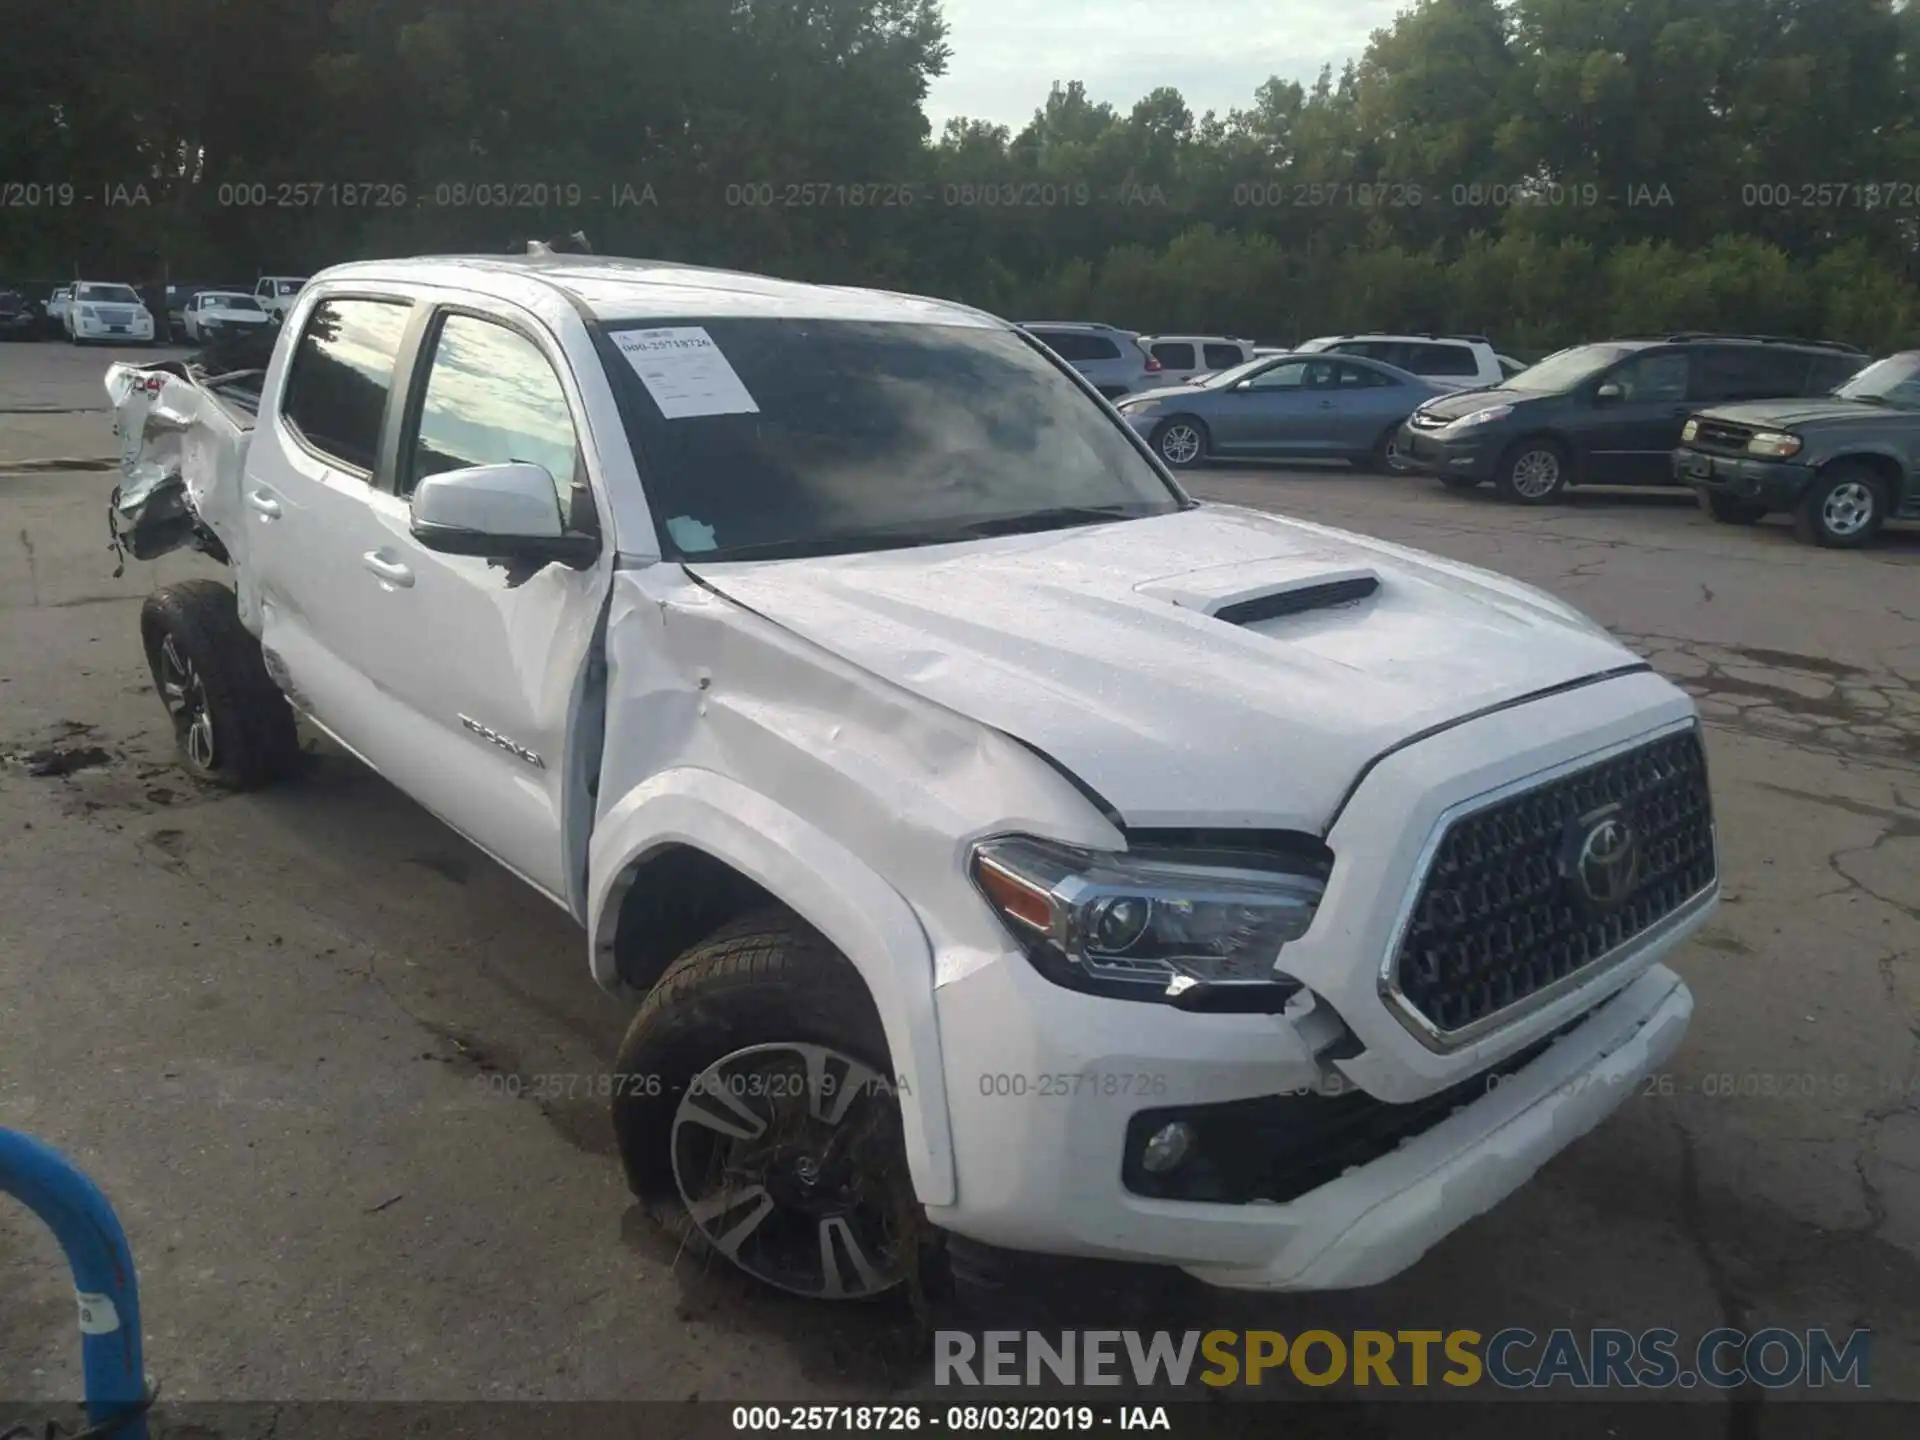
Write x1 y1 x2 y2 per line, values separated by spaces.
2 337 1917 1416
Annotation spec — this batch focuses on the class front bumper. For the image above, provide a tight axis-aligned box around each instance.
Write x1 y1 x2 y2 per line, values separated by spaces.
71 316 154 342
1397 423 1500 480
925 672 1713 1289
1673 447 1814 509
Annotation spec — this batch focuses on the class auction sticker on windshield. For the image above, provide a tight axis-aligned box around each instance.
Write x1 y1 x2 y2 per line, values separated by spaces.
613 325 759 419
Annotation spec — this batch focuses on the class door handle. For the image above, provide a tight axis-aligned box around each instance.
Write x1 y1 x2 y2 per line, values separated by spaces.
246 489 281 517
362 551 415 588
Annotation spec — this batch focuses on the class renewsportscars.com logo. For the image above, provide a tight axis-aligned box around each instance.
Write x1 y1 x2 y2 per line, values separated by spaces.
936 1328 1872 1391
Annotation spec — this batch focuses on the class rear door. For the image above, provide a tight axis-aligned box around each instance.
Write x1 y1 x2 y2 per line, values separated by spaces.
241 292 418 749
1202 341 1249 374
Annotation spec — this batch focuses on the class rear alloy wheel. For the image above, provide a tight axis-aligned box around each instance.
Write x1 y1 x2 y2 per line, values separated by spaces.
140 580 301 789
1701 492 1767 525
1495 440 1568 504
1794 465 1887 549
1152 417 1207 469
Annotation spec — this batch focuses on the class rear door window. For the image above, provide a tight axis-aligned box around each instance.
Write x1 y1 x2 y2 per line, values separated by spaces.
1202 343 1244 369
1808 353 1865 393
1691 346 1811 402
279 297 413 475
1407 343 1480 377
1150 341 1196 370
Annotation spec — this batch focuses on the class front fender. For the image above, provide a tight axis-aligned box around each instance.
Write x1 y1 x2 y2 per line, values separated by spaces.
587 767 956 1207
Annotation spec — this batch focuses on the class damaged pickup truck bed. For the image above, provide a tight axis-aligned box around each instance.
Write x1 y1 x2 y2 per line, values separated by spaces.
106 254 1716 1304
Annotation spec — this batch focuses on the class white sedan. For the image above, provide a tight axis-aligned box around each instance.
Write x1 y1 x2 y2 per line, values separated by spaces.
66 282 156 344
183 291 272 343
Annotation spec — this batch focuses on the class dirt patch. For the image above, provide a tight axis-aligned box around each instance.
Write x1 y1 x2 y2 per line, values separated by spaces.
19 744 112 777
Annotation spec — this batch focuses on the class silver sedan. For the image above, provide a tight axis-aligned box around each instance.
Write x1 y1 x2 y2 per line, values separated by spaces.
1115 352 1452 471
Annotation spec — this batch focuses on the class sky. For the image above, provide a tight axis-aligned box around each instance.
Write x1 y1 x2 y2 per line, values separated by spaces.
921 0 1408 132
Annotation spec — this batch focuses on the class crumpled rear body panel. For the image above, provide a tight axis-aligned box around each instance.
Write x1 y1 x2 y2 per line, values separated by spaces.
105 363 255 579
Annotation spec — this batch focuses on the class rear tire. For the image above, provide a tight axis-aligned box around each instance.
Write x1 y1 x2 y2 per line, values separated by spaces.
1366 425 1408 474
1151 416 1208 469
1494 438 1570 504
1701 492 1767 525
139 580 301 789
612 910 922 1302
1794 464 1887 549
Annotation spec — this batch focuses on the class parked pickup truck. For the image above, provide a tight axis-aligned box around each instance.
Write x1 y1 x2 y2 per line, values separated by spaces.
1677 349 1920 547
105 253 1716 1306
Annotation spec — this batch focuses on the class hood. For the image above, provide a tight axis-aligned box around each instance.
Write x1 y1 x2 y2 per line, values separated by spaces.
687 506 1642 832
1415 386 1531 420
1123 382 1214 404
1696 398 1909 428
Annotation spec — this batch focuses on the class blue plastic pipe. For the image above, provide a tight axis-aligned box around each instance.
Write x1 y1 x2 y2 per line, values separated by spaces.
0 1129 148 1439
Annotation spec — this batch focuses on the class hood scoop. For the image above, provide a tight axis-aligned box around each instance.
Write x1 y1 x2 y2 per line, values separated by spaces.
1136 563 1382 627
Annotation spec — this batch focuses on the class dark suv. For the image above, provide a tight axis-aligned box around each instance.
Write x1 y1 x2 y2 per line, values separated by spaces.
1397 334 1866 504
1676 350 1920 548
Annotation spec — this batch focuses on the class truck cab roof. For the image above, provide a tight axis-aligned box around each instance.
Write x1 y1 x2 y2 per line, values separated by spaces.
316 254 1001 328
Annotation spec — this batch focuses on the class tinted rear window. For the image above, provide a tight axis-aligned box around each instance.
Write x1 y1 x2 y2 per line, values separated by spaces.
1150 341 1196 369
1406 343 1480 377
279 298 412 474
1202 343 1244 369
1031 330 1121 362
1691 346 1812 402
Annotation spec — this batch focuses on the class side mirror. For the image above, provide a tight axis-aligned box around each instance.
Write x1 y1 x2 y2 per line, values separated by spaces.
1233 379 1254 392
1594 382 1624 403
409 462 598 566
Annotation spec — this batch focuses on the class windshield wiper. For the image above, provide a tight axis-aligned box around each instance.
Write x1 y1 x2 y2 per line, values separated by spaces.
680 505 1158 563
948 504 1155 538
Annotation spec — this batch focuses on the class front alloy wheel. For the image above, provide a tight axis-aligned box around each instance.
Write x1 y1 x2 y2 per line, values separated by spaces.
1154 418 1205 468
1497 442 1567 504
1795 465 1886 549
672 1042 904 1299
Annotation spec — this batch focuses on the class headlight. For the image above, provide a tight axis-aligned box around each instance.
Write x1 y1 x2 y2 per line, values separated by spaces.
970 835 1327 1006
79 306 97 320
1443 405 1512 430
1681 419 1699 443
1747 431 1803 458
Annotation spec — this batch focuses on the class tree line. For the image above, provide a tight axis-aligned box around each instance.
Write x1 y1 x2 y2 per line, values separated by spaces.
3 0 1918 353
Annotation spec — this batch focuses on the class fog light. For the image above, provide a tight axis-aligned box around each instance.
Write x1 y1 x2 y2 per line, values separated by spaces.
1140 1121 1195 1174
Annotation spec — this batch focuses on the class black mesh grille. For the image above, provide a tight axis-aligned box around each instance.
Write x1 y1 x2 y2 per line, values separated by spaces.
1392 729 1716 1037
1689 418 1755 454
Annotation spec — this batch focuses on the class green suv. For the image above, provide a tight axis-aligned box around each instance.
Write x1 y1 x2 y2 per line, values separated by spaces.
1676 350 1920 548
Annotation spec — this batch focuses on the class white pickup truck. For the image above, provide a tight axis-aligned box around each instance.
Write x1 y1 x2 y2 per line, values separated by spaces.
106 254 1715 1307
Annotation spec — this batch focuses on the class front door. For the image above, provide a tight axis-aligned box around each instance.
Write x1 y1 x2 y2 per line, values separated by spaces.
339 304 613 906
1213 357 1340 455
1572 349 1693 485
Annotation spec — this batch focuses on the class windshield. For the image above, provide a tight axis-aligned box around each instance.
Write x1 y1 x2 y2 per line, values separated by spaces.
209 294 261 311
1834 353 1920 411
599 318 1186 562
276 279 306 295
78 284 140 304
1503 344 1636 393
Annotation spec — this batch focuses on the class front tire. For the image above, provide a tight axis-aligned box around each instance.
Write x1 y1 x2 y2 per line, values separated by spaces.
1495 438 1570 504
1366 425 1408 474
1701 491 1767 525
1794 464 1886 549
1151 416 1208 469
612 911 919 1301
140 580 301 789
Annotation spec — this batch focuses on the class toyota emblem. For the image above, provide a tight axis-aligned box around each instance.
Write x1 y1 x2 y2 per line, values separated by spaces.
1561 803 1640 913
